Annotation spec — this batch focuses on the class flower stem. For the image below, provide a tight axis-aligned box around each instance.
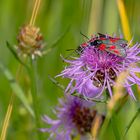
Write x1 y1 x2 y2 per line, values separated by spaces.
30 58 43 140
111 115 120 140
99 114 110 140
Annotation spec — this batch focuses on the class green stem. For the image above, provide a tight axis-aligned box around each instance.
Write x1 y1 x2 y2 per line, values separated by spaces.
99 113 111 140
99 89 113 139
111 115 120 140
30 58 43 140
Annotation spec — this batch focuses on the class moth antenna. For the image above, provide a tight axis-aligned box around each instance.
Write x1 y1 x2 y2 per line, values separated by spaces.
98 33 107 38
98 33 103 36
66 49 75 51
80 31 89 40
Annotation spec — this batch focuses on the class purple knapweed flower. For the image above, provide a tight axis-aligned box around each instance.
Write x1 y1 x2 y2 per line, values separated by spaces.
41 95 99 140
58 33 140 99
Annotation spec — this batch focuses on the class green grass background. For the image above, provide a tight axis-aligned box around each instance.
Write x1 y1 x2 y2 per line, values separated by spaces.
0 0 140 139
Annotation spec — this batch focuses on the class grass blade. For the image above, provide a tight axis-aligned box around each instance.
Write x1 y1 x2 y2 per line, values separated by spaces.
123 108 140 138
117 0 132 41
0 95 14 140
0 61 34 117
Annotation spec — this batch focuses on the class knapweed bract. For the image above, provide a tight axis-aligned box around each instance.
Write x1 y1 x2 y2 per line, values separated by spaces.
58 33 140 100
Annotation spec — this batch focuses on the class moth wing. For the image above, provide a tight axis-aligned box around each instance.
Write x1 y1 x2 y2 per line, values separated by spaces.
105 44 126 57
114 39 128 44
101 39 110 44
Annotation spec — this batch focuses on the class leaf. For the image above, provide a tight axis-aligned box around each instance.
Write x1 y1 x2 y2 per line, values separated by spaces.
0 61 34 117
6 41 28 69
43 25 71 55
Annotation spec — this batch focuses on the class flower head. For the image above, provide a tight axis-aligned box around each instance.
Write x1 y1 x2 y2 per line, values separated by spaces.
41 95 101 140
59 33 140 99
17 25 45 59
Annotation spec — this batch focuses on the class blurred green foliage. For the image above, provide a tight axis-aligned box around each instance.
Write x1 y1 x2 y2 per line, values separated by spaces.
0 0 140 140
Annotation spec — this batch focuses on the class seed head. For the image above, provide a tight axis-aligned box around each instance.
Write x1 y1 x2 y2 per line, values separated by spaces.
17 25 44 58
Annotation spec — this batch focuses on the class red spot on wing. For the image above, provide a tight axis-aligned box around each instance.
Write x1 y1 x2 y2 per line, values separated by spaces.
100 37 106 40
99 44 106 50
81 43 88 47
113 50 120 54
110 38 120 43
109 45 116 50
